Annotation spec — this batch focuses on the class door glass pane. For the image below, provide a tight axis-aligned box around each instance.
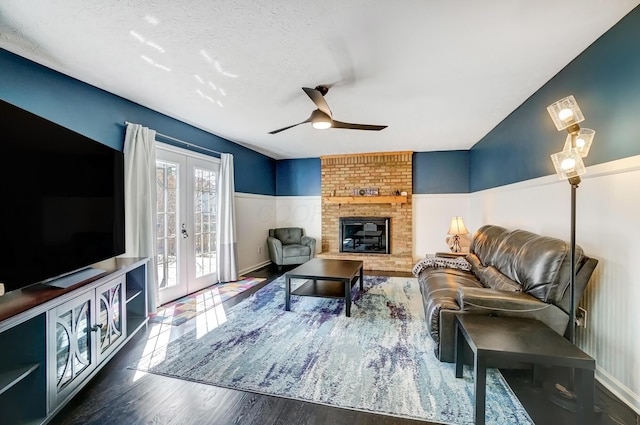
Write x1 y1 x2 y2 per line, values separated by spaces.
56 311 72 386
156 160 178 289
56 300 91 390
193 167 217 278
73 302 91 378
99 283 122 352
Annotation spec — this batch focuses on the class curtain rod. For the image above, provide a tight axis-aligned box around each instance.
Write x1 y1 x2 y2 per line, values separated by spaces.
124 121 222 156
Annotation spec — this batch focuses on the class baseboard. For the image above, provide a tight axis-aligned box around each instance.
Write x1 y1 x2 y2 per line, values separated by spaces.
239 260 271 276
596 365 640 416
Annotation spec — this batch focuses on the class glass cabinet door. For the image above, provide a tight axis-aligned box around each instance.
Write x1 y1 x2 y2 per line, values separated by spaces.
97 277 126 361
48 290 96 410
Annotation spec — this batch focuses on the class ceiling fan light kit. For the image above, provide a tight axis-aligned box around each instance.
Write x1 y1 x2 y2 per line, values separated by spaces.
311 110 332 129
269 85 387 134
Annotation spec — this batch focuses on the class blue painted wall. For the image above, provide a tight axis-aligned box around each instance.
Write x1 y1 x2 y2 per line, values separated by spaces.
0 48 276 195
413 151 469 194
275 152 469 196
470 5 640 192
276 158 321 196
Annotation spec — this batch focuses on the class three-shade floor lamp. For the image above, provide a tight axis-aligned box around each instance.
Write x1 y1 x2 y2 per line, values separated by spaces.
546 94 596 409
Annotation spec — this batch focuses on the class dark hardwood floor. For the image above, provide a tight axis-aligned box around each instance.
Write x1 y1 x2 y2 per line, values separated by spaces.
49 265 638 425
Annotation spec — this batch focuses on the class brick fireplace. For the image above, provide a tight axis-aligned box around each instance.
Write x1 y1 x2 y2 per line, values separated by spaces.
318 151 413 272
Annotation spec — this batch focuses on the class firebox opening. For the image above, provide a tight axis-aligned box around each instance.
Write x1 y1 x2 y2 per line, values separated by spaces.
339 217 390 254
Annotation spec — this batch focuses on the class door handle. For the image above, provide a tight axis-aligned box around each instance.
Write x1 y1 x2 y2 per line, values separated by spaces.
181 223 189 238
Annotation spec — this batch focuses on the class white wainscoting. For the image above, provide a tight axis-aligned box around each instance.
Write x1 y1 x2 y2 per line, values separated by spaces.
235 193 276 275
469 155 640 415
275 196 322 255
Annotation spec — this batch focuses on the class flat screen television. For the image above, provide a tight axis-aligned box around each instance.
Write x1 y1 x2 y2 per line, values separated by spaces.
0 99 125 293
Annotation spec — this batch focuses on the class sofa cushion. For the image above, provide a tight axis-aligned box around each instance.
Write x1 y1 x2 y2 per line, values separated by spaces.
282 244 310 257
467 250 521 292
274 228 303 245
469 225 510 266
490 229 583 303
476 265 522 292
466 253 484 276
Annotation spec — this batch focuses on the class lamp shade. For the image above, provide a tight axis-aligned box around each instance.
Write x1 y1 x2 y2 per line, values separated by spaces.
562 128 595 157
550 148 586 180
547 95 585 131
447 217 469 236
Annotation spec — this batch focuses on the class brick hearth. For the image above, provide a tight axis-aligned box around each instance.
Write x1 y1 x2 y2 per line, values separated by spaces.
319 151 413 272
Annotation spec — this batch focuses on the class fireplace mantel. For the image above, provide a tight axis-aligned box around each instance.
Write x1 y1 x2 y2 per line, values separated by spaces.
324 195 407 205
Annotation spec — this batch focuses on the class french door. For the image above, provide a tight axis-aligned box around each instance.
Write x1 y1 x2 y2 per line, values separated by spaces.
155 144 220 305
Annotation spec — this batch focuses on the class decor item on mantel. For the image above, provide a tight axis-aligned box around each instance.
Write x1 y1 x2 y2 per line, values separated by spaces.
546 94 597 412
446 216 469 253
352 187 379 196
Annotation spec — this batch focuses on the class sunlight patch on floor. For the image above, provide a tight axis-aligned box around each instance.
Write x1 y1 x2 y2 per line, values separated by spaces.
129 276 264 381
132 310 175 382
196 286 227 338
132 289 230 381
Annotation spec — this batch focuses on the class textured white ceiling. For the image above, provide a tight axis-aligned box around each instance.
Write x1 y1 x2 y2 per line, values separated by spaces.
1 1 638 159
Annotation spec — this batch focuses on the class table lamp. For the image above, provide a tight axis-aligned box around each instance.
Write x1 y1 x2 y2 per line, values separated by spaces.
447 217 469 253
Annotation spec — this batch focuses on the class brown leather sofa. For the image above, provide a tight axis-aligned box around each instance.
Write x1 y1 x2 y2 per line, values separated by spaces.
416 224 599 363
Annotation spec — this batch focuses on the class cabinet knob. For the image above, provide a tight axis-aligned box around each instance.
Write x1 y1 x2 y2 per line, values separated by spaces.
91 324 104 332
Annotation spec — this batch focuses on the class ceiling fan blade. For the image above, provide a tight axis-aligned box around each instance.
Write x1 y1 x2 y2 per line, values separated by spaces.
331 120 387 131
302 87 332 117
324 36 357 88
268 117 311 134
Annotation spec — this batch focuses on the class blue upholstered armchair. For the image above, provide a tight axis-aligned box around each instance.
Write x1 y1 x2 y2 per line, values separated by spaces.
267 227 316 270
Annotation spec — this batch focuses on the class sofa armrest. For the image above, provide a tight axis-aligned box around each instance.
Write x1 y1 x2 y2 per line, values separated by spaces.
301 235 316 255
456 287 569 335
457 287 549 312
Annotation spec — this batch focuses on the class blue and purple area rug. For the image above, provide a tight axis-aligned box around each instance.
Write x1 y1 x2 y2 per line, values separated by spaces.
131 275 533 424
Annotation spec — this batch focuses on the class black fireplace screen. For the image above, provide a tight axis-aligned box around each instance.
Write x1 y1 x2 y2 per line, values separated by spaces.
339 217 390 254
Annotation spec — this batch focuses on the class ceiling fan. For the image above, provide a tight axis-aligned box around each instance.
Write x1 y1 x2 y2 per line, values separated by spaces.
268 86 387 134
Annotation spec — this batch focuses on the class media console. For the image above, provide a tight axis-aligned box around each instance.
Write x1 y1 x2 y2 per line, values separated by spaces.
0 257 149 425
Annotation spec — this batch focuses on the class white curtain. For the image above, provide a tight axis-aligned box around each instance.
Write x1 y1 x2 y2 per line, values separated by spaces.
123 123 158 313
216 153 238 283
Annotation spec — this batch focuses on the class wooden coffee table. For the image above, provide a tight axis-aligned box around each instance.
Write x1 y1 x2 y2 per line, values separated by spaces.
284 258 364 317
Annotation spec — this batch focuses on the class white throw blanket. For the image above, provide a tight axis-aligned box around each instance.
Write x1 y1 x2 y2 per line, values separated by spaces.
412 255 471 277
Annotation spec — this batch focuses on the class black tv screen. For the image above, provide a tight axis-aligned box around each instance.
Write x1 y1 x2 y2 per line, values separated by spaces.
0 99 125 293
